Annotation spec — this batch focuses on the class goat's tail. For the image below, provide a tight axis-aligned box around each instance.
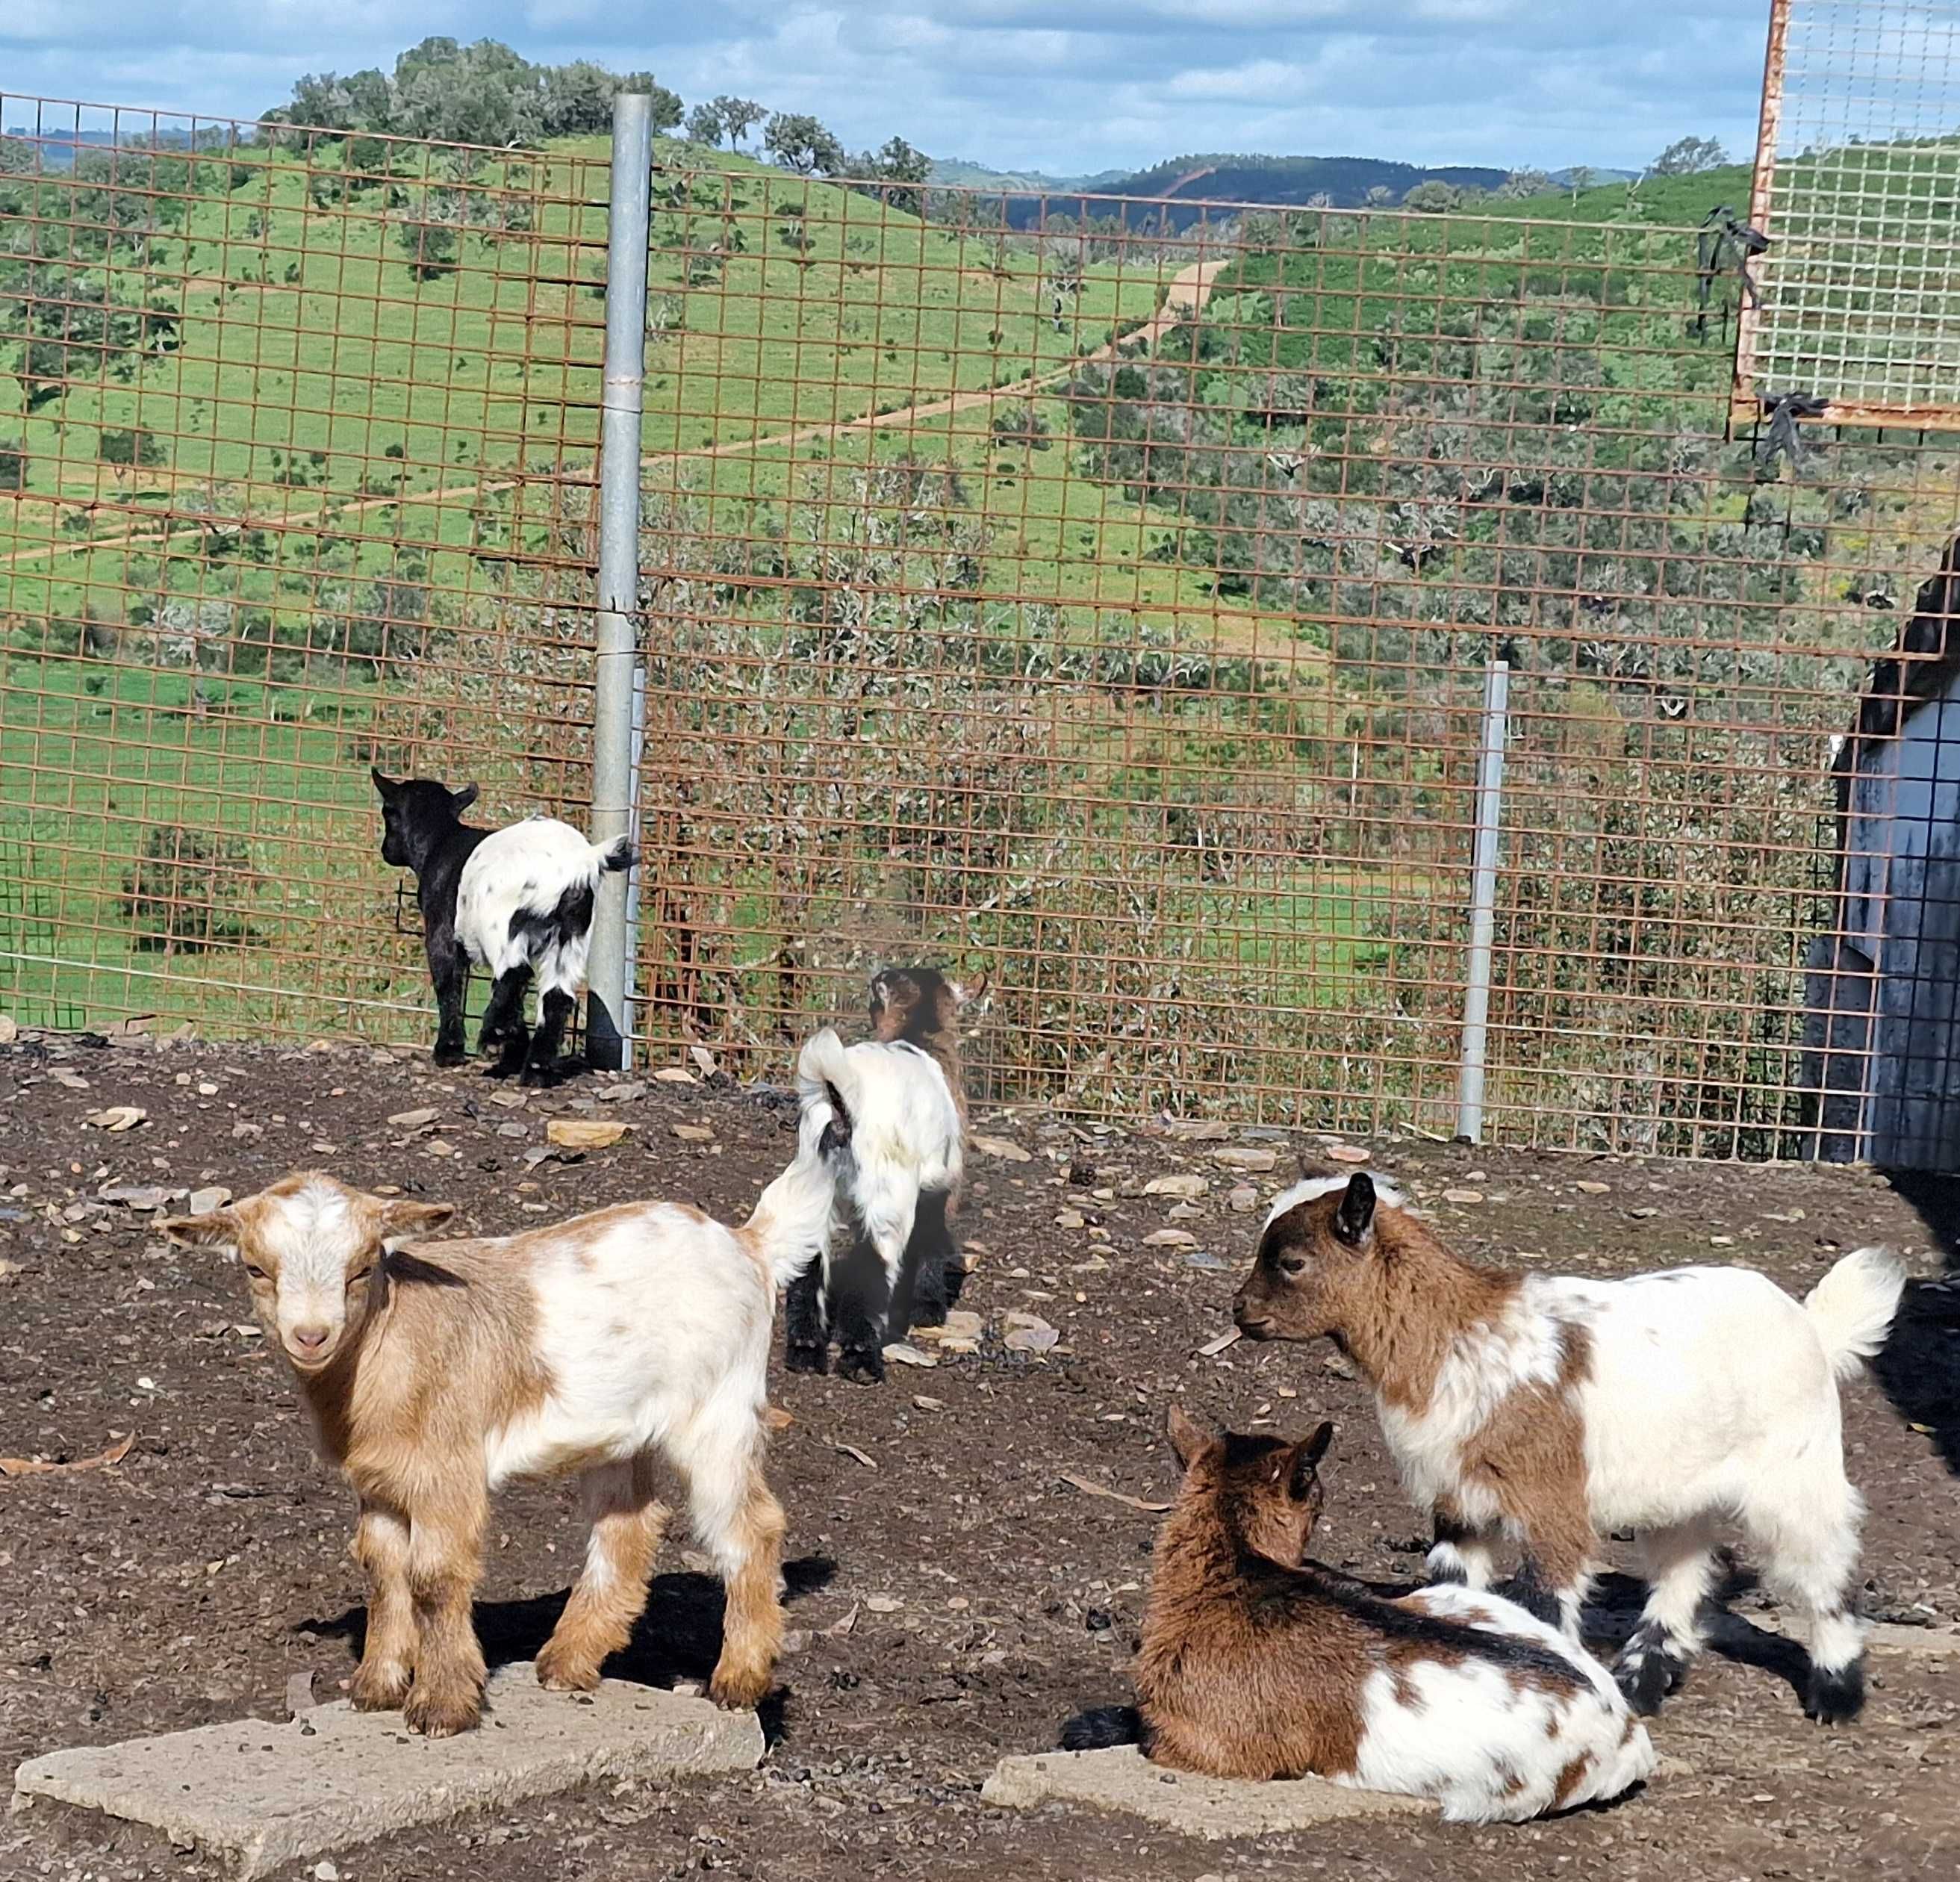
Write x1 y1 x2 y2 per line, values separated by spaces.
591 833 637 875
796 1026 856 1153
1060 1705 1145 1752
1805 1244 1908 1382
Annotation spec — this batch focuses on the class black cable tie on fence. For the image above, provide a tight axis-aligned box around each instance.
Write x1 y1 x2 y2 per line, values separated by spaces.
1756 391 1832 474
1694 205 1770 336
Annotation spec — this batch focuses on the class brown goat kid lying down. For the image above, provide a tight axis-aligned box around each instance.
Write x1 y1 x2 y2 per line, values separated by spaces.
1234 1173 1907 1724
1062 1410 1655 1823
160 1093 841 1736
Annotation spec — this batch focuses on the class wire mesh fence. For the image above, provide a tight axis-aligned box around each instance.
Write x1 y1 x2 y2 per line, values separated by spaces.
1738 0 1960 424
4 89 1960 1159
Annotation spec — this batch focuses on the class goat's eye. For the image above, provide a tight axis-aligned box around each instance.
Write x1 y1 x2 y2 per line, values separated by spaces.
1278 1255 1308 1278
348 1266 376 1288
243 1263 268 1282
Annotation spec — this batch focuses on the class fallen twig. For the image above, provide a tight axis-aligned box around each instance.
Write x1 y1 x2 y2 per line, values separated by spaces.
1059 1471 1172 1514
0 1432 136 1477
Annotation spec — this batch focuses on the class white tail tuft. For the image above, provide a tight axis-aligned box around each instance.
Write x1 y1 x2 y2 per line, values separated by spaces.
592 833 637 875
1804 1244 1908 1382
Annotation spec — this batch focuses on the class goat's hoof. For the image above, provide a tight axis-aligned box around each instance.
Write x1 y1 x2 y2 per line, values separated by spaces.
707 1660 774 1711
1612 1635 1690 1716
535 1643 603 1692
1804 1661 1866 1725
432 1045 468 1069
784 1342 830 1376
402 1680 482 1738
349 1660 413 1712
518 1063 563 1089
836 1348 886 1386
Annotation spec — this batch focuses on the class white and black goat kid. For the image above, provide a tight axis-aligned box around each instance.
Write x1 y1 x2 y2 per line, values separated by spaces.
1234 1172 1908 1725
784 974 978 1384
372 770 634 1084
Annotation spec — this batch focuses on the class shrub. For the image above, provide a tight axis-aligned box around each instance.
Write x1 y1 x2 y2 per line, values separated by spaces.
120 825 256 951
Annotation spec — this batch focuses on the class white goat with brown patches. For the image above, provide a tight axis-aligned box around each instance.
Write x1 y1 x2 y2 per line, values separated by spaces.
1234 1173 1908 1725
161 1075 841 1738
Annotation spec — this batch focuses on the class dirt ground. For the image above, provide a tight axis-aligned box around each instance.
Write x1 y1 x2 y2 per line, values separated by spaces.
2 1031 1958 1882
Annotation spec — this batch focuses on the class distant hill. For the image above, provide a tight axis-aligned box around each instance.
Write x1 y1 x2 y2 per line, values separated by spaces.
972 152 1514 229
1549 165 1642 185
929 158 1129 192
3 125 200 170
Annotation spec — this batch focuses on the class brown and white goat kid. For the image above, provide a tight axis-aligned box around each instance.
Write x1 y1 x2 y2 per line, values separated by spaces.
160 1081 841 1737
1234 1173 1908 1724
1061 1409 1655 1823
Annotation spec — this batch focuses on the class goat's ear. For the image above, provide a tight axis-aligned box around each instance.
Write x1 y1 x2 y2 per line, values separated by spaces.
370 767 400 799
1333 1173 1376 1248
953 969 989 1007
376 1199 454 1249
1289 1422 1334 1498
1166 1403 1213 1469
449 783 479 813
159 1208 240 1251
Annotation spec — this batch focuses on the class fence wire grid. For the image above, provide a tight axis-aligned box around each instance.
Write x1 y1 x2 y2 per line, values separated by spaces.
4 88 1960 1163
1740 0 1960 423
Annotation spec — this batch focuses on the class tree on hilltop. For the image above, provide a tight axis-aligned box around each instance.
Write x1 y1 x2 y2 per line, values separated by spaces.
765 112 846 176
713 97 767 152
1649 135 1729 176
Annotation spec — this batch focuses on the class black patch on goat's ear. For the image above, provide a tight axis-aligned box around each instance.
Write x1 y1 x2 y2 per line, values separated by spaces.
818 1079 853 1158
370 767 400 799
1334 1173 1376 1246
1301 1419 1334 1469
450 782 480 813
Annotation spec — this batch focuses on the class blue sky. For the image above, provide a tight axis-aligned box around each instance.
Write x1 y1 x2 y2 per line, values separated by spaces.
2 0 1773 176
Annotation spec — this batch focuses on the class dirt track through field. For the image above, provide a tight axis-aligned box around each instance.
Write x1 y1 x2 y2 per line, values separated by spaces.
0 260 1226 576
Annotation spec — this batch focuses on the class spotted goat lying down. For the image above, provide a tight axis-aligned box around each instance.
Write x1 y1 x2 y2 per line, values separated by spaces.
1063 1409 1655 1823
1235 1173 1908 1724
160 1045 844 1737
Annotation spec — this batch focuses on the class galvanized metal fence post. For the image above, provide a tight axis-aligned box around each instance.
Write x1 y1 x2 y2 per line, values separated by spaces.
1455 660 1511 1143
585 93 654 1070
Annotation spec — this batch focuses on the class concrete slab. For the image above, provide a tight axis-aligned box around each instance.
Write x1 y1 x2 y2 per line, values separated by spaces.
981 1746 1437 1839
11 1663 763 1878
1868 1622 1960 1659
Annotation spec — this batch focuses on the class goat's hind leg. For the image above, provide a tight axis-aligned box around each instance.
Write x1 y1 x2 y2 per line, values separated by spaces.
783 1258 830 1374
426 926 470 1068
478 966 532 1077
520 984 577 1087
1749 1484 1869 1724
833 1199 913 1385
895 1187 956 1330
538 1458 672 1692
674 1420 785 1709
1614 1519 1717 1715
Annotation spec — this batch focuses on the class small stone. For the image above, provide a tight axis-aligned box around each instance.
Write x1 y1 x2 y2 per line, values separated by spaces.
424 1139 455 1158
1003 1311 1060 1354
865 1596 902 1614
1142 1228 1198 1249
973 1135 1032 1163
1323 1143 1371 1164
653 1067 697 1084
1185 1252 1228 1270
598 1082 646 1103
1629 1206 1659 1219
912 1395 946 1412
314 1863 339 1882
1056 1210 1086 1229
387 1107 438 1129
1145 1173 1207 1199
1710 1235 1735 1247
671 1123 714 1143
1213 1147 1278 1173
84 1106 146 1132
547 1119 629 1150
99 1184 172 1211
1227 1185 1260 1213
497 1122 529 1139
1575 1180 1611 1196
881 1343 938 1369
1442 1188 1484 1205
1160 1119 1230 1142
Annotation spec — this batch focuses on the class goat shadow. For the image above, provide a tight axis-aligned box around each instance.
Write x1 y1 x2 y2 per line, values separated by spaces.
298 1554 836 1745
1868 1170 1960 1476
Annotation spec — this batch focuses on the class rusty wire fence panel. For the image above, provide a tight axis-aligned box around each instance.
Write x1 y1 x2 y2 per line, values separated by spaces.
626 169 1960 1155
0 99 612 1040
1739 0 1960 425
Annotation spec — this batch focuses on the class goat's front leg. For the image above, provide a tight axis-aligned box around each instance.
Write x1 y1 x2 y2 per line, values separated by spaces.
538 1459 672 1692
676 1434 786 1711
1503 1488 1598 1643
425 924 469 1068
1425 1502 1499 1591
402 1482 488 1737
350 1497 416 1712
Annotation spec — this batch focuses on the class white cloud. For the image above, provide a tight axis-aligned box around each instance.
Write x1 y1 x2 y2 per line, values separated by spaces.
1 0 1778 176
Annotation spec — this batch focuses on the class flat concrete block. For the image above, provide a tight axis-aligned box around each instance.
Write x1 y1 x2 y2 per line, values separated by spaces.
1868 1622 1960 1659
12 1663 763 1877
982 1745 1436 1839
